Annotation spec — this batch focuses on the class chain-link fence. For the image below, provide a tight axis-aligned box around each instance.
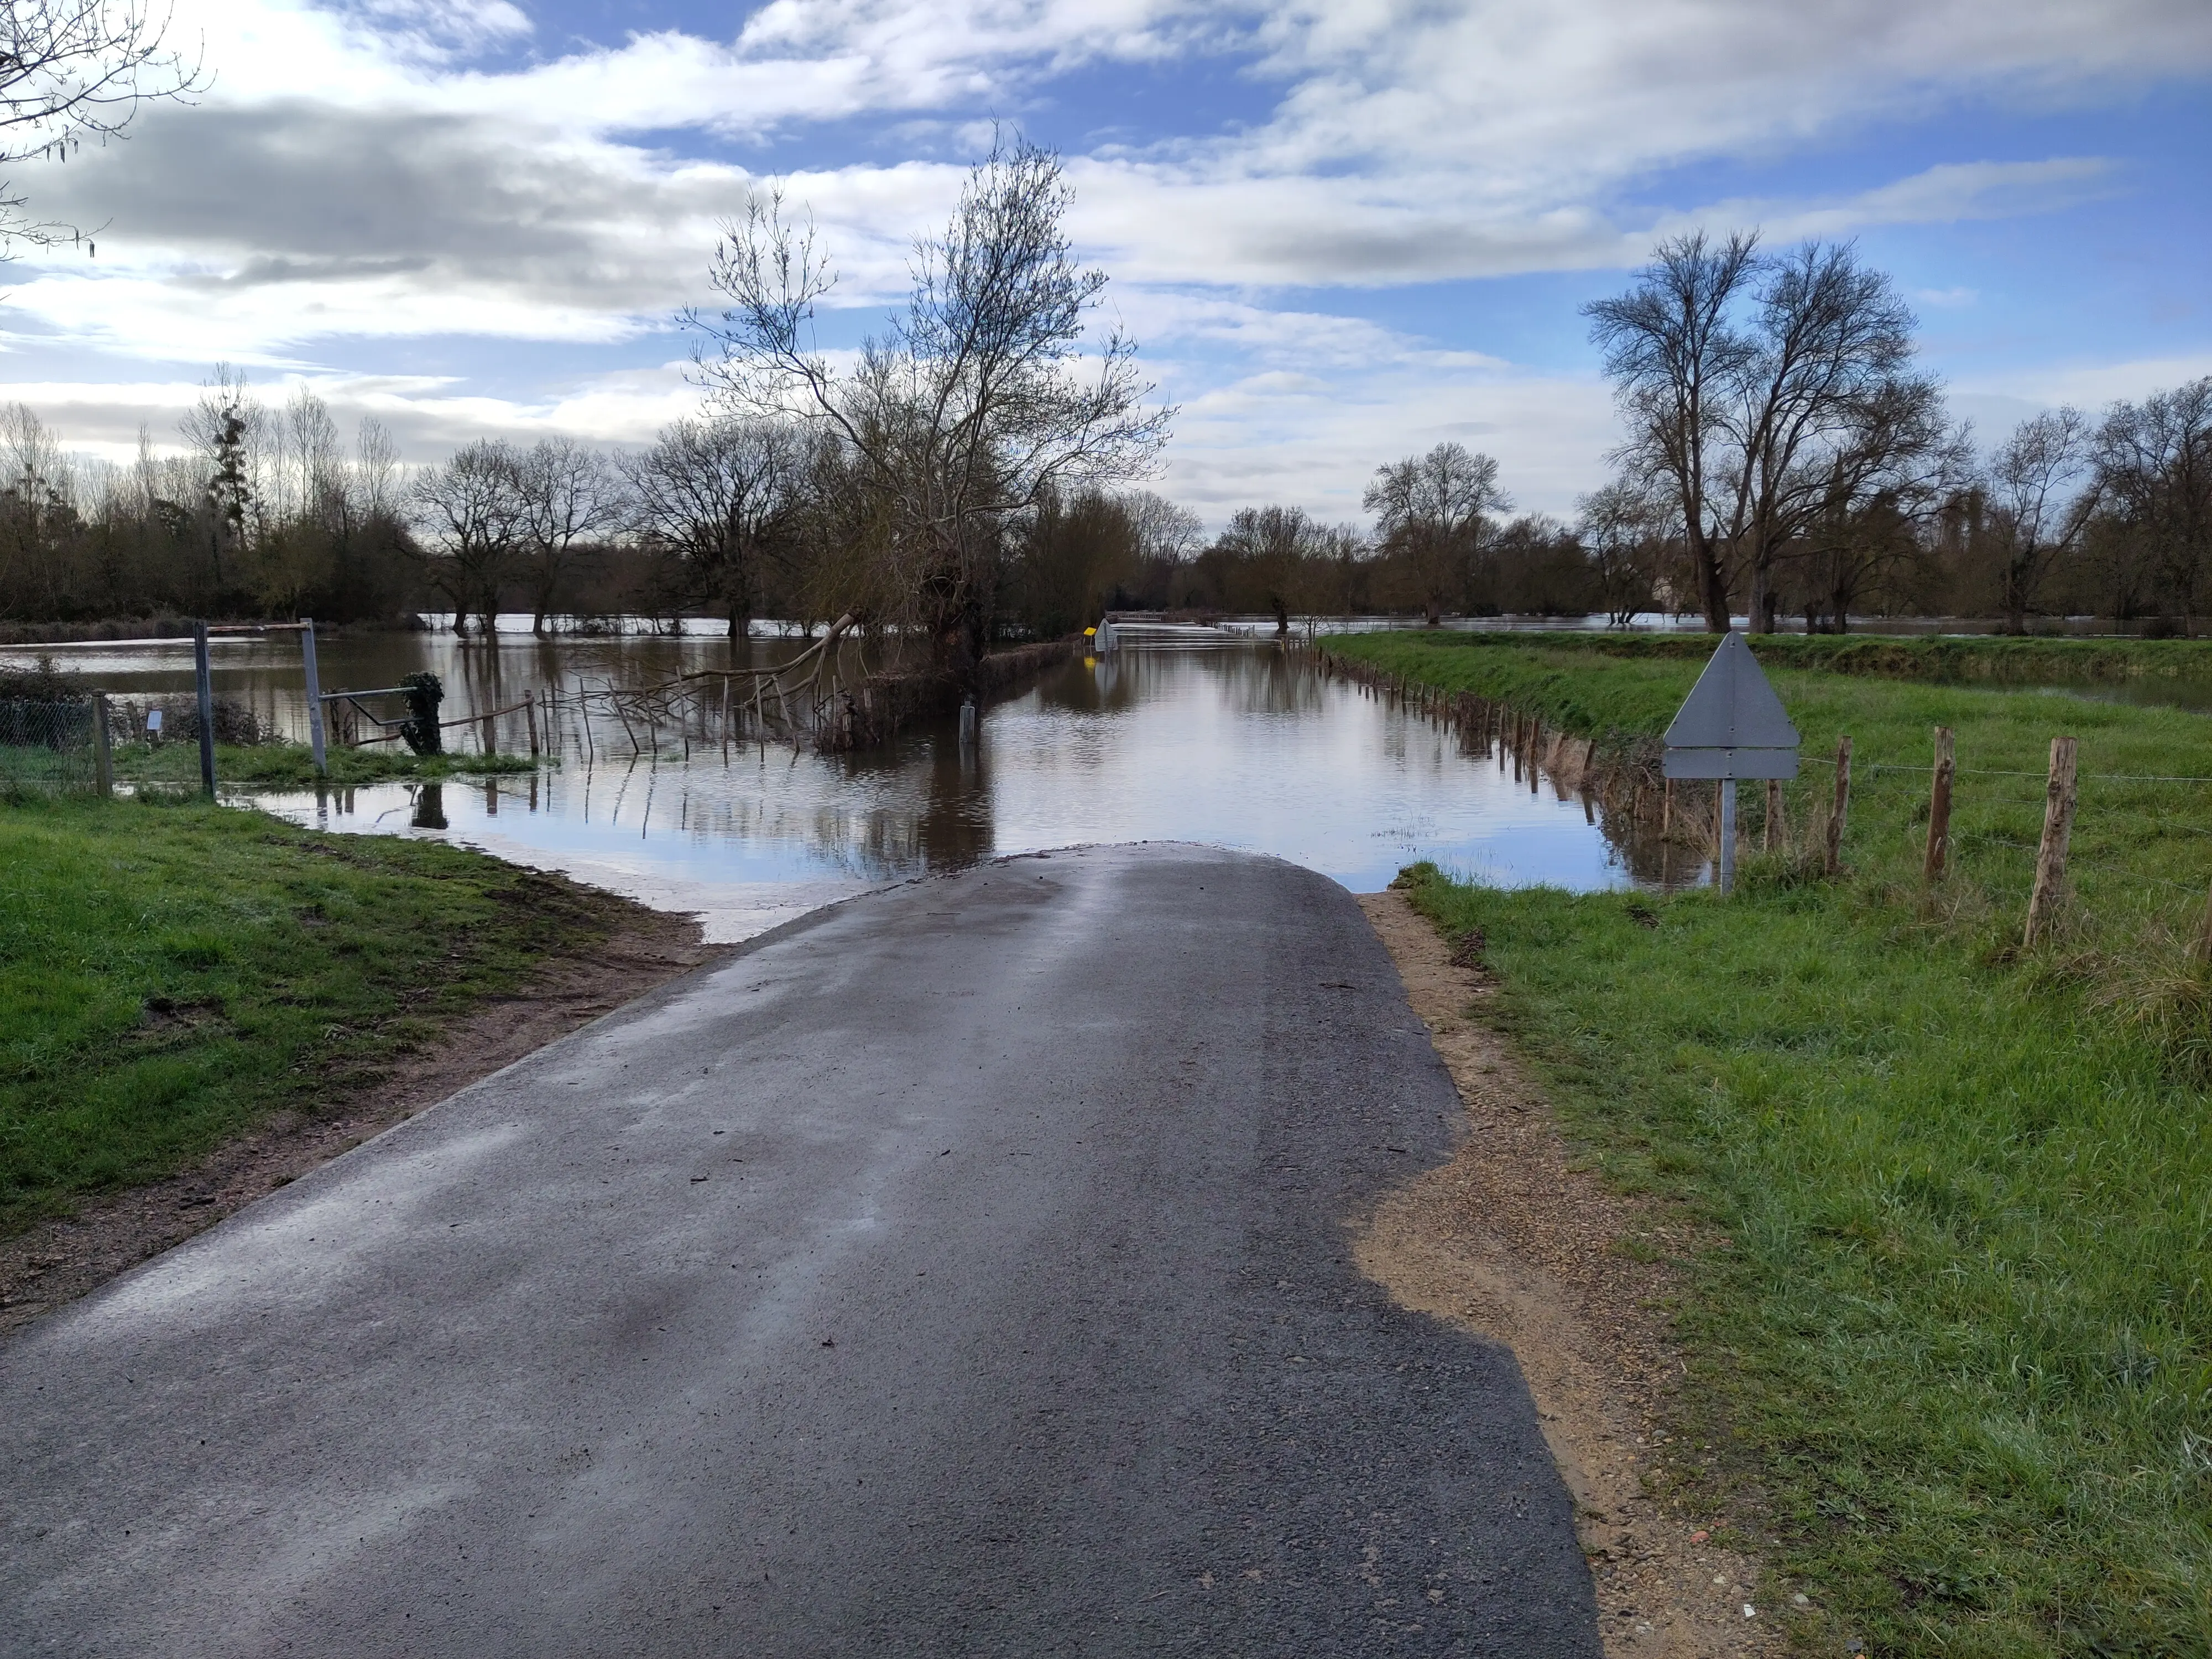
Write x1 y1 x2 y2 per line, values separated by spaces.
0 698 98 793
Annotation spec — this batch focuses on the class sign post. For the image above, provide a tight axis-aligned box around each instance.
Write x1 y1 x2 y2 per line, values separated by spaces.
1662 633 1799 894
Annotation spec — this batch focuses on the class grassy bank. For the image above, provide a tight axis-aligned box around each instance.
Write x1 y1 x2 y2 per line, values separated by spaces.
1329 632 2212 1655
110 740 544 791
0 795 624 1235
1344 629 2212 687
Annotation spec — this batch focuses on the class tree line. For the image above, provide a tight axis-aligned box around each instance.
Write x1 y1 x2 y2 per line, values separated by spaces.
0 152 2204 643
1585 232 2212 633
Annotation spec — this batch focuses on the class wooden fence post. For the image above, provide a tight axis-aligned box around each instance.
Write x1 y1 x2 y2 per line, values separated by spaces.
1764 778 1783 851
2022 736 2080 949
525 691 540 758
1923 725 1955 882
1824 735 1853 876
1662 777 1676 841
480 711 497 758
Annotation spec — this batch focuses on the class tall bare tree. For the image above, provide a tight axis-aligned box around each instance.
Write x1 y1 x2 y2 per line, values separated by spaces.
0 0 204 252
1585 231 1760 632
1363 441 1507 625
624 415 799 641
1793 379 1971 632
1209 504 1322 633
1577 479 1672 628
2098 378 2212 633
1721 243 1931 632
1986 408 2100 634
693 133 1172 682
516 437 622 635
1589 234 1946 633
411 440 526 639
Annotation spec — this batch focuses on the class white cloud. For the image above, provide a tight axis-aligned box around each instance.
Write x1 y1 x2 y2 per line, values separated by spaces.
2 0 2208 517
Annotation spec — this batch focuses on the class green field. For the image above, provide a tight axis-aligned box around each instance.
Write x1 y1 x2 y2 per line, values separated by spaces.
0 795 627 1236
1327 630 2212 1657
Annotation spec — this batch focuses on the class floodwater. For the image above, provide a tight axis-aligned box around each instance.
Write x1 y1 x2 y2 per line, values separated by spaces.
6 620 1665 939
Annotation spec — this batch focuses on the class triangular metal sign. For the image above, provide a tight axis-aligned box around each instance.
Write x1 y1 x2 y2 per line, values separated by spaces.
1662 633 1800 780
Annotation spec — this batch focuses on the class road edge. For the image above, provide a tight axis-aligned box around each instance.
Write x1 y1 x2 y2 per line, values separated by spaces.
1353 885 1788 1659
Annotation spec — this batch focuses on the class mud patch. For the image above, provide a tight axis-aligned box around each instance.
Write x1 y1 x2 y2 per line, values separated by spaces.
1 907 729 1337
1354 887 1784 1658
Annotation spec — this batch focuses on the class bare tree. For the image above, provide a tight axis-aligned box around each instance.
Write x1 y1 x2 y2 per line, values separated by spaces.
2098 378 2212 633
1793 388 1971 633
411 440 526 639
1308 524 1372 619
514 437 621 635
1123 489 1202 567
1363 441 1508 625
0 0 205 252
1719 243 1929 632
1577 478 1672 627
1209 504 1322 633
1585 231 1761 632
1986 408 2100 634
1590 234 1948 633
624 416 799 640
355 417 399 519
693 132 1172 684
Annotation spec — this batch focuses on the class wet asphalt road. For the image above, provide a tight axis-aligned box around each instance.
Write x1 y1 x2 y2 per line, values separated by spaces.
2 843 1599 1657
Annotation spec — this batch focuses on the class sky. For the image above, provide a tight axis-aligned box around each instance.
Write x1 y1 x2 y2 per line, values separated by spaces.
3 0 2209 527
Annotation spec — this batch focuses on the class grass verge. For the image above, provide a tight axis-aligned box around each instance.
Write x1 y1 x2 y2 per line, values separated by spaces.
109 740 545 791
1 794 623 1237
1328 631 2212 1656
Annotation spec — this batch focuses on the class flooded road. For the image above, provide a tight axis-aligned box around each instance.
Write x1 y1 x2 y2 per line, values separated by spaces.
11 623 1651 938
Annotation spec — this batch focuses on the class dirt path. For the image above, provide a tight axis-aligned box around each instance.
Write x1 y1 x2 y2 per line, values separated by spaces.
1355 887 1786 1658
0 905 728 1337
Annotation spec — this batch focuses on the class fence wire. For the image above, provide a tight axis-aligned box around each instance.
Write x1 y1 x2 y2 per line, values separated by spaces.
0 698 97 793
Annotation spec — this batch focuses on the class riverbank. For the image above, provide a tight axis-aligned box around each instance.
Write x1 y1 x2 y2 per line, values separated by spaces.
1323 631 2212 1655
0 794 721 1328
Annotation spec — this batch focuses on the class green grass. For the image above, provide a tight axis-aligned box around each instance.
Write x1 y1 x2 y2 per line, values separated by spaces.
1327 631 2212 1656
110 740 545 791
0 794 630 1236
1345 628 2212 687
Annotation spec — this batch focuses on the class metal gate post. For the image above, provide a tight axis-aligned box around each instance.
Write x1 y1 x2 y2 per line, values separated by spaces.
193 622 217 797
300 618 327 776
91 690 112 797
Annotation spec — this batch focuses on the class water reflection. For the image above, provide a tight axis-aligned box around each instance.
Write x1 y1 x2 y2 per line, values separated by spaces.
14 623 1670 940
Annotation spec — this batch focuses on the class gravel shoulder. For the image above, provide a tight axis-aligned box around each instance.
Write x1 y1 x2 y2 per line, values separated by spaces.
1355 886 1785 1659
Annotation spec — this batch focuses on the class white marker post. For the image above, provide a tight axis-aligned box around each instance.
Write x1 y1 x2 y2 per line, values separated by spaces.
1662 633 1799 895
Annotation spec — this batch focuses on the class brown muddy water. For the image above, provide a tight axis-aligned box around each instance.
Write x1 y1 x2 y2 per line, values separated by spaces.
8 620 1672 939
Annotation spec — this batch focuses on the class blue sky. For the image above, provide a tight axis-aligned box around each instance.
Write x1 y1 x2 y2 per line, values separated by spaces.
3 0 2208 525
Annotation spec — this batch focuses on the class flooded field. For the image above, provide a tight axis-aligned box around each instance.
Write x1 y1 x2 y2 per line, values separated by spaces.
9 622 1663 938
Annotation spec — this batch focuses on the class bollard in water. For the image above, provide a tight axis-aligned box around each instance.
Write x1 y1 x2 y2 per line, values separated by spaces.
959 698 977 748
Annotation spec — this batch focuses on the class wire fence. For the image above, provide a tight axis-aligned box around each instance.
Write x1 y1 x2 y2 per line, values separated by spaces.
0 698 98 794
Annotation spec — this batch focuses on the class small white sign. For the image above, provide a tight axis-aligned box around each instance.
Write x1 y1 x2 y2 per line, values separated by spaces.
145 709 164 733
